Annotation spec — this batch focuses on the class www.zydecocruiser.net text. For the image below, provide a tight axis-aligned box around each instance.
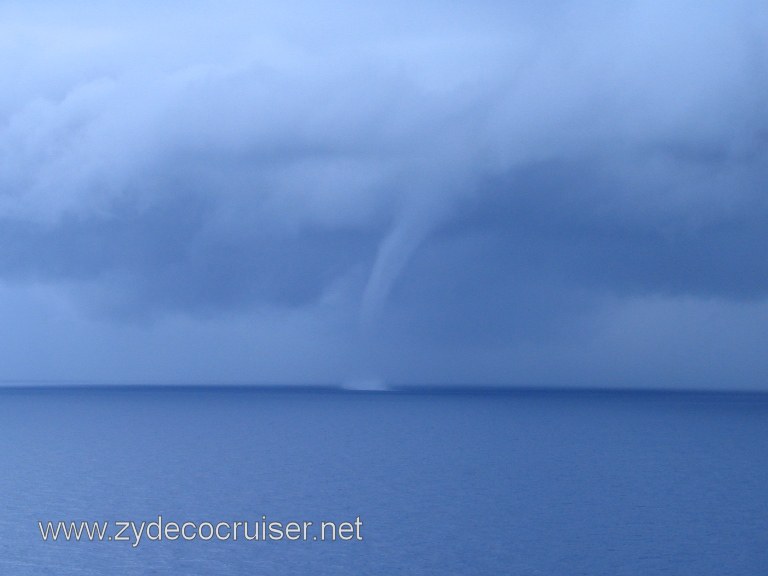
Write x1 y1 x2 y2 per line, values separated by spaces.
38 516 364 548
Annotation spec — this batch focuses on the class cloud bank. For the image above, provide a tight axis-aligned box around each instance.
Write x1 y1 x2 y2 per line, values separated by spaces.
1 0 767 387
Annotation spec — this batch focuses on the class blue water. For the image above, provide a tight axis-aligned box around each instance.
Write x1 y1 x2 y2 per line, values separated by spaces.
0 387 766 574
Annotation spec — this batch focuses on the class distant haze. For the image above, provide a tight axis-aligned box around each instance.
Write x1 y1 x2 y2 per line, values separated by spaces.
1 1 767 388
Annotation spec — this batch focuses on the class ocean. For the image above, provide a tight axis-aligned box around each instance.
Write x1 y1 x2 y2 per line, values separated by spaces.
0 386 766 574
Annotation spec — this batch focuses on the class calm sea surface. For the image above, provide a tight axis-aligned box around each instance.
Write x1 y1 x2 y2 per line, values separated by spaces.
0 387 766 574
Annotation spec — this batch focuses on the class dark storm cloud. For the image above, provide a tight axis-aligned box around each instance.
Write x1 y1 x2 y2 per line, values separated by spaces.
0 192 378 314
1 0 767 385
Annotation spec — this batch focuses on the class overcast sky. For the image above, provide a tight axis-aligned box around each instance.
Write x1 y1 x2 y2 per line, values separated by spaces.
1 0 767 388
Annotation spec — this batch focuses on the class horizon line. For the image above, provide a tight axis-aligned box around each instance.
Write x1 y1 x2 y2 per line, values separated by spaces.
0 381 766 397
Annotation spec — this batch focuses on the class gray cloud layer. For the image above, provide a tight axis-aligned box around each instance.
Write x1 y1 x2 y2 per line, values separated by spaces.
1 0 767 387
